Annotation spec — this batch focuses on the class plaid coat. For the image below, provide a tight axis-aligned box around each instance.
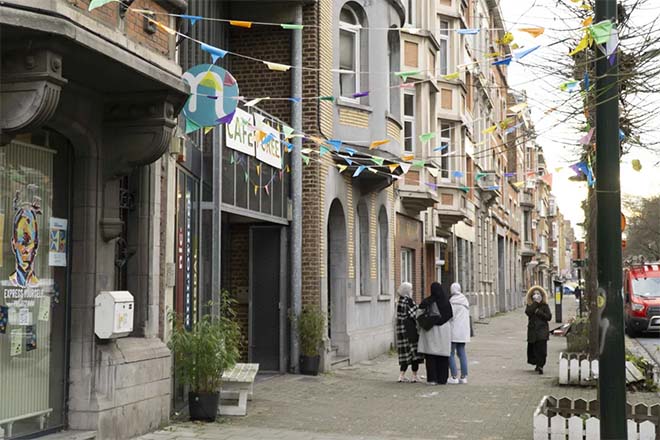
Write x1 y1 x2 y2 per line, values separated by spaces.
396 296 423 364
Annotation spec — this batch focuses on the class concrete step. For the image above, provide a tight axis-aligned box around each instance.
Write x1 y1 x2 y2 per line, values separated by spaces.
330 355 350 369
39 430 96 440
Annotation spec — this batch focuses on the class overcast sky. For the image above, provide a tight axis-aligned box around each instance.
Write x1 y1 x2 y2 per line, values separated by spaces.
499 0 660 238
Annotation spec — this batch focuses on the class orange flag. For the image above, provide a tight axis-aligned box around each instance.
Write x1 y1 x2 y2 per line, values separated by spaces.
519 27 544 38
230 20 253 28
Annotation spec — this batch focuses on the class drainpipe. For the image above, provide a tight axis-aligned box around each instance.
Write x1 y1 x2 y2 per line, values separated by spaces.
290 3 303 373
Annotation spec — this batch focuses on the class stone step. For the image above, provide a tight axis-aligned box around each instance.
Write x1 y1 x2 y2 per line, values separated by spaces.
331 356 350 369
39 431 96 440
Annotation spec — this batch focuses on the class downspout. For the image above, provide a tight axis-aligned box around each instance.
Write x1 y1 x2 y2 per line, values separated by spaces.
290 3 303 373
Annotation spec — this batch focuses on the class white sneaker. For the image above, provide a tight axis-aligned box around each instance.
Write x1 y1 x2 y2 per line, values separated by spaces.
459 377 468 384
447 377 459 384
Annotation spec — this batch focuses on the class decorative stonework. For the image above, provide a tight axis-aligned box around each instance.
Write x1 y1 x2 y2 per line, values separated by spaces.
0 49 67 143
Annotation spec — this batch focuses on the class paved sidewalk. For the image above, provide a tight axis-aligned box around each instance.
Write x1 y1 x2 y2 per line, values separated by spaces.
136 299 658 440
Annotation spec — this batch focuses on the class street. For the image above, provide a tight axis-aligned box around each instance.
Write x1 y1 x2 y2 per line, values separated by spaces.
136 302 659 440
635 333 660 366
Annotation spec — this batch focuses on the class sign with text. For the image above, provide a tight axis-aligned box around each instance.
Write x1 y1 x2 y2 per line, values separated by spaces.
225 107 256 156
255 114 283 169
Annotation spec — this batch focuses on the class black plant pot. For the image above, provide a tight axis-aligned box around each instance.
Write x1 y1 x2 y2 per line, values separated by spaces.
188 391 219 422
300 355 320 376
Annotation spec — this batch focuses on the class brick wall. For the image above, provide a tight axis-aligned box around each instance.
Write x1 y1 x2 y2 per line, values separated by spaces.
66 0 174 57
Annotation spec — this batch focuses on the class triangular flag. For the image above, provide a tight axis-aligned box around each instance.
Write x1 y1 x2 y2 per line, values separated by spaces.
482 125 498 134
419 132 436 143
181 15 203 26
352 91 369 98
456 28 480 35
345 157 353 166
400 163 412 174
606 28 619 57
569 32 590 56
149 19 177 35
325 139 342 151
216 112 235 124
337 164 348 173
224 74 236 87
560 80 580 92
413 160 425 168
261 133 275 145
200 43 228 63
631 159 642 171
319 96 335 102
427 167 439 178
401 154 414 162
579 127 595 145
283 125 295 139
369 168 378 174
519 27 545 38
459 186 470 193
388 163 399 172
589 20 613 45
452 171 464 178
353 165 366 177
230 20 253 28
400 82 416 89
256 164 261 175
370 139 389 149
254 185 259 195
88 0 117 11
582 17 593 27
264 184 270 196
433 144 448 152
513 181 525 188
319 146 330 156
541 173 553 187
371 157 385 166
486 52 502 58
204 126 213 135
509 102 528 113
443 72 460 80
513 45 540 60
395 70 422 81
302 155 310 165
344 147 357 156
492 57 512 66
185 118 201 134
230 152 235 164
497 32 514 45
255 130 266 143
265 62 291 72
281 23 304 30
619 129 625 141
244 172 249 182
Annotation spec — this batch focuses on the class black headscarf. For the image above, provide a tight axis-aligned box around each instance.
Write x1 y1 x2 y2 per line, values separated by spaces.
421 282 453 325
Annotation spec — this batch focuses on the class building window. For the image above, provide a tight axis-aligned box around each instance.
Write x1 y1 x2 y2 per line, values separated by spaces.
401 248 414 283
438 19 450 75
439 121 451 178
403 91 415 152
388 28 401 115
406 0 416 26
356 200 370 295
378 207 389 294
340 6 361 98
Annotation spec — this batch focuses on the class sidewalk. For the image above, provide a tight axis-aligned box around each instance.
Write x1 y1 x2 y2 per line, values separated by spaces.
136 298 658 440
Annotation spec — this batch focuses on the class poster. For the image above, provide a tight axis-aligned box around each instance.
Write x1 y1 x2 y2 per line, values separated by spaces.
38 296 50 322
48 217 68 267
255 114 283 169
25 325 36 351
10 329 22 356
0 305 7 334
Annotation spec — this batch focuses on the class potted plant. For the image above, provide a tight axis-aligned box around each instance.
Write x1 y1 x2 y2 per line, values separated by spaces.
296 306 326 375
168 291 242 421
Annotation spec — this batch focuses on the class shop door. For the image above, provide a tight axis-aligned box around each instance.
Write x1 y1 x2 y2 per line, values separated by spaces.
249 226 281 372
0 136 71 438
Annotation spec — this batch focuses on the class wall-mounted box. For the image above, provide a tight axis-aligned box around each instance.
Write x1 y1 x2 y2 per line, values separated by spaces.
95 291 134 339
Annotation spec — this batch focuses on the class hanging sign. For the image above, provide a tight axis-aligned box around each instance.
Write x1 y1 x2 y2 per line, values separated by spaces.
182 64 240 127
255 115 282 169
226 107 256 156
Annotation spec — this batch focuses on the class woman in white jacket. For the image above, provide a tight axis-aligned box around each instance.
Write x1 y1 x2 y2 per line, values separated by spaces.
448 282 470 384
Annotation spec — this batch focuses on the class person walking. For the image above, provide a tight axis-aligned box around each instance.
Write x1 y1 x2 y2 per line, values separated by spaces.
447 282 470 384
525 285 552 374
417 282 453 385
395 282 423 382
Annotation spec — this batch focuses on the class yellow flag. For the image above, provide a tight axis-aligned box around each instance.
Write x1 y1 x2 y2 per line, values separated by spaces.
337 164 348 173
632 159 642 171
519 27 545 38
230 20 253 28
370 139 390 149
482 125 498 134
582 17 593 27
401 154 415 161
443 72 460 80
569 33 590 56
388 163 399 172
204 126 213 135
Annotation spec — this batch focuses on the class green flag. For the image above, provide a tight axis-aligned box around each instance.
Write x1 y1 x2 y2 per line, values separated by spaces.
319 96 335 102
281 24 304 30
419 132 436 143
589 20 613 45
371 157 385 166
185 118 201 134
395 70 422 81
413 160 425 168
88 0 117 11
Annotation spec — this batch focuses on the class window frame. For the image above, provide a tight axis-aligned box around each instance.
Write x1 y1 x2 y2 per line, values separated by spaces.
406 0 416 27
400 248 414 284
377 207 389 295
339 7 361 100
403 90 416 153
439 121 452 179
437 18 450 75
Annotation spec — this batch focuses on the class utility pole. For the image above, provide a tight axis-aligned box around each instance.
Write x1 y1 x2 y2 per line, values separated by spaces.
595 0 627 438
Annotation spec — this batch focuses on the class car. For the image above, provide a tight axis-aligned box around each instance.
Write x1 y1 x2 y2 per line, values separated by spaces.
623 262 660 337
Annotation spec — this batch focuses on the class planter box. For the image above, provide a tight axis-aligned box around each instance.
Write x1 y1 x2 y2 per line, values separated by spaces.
558 352 598 386
533 396 659 440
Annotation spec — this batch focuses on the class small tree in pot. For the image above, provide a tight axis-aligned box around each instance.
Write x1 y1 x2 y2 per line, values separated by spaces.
168 292 242 421
296 306 326 375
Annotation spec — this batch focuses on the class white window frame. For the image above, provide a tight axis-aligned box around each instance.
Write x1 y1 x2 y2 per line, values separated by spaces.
339 7 361 101
403 90 415 153
437 18 450 75
401 248 413 283
439 121 451 179
406 0 416 27
377 208 389 295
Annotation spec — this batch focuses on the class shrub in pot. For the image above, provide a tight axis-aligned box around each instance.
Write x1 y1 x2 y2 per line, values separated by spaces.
296 306 326 375
167 292 242 421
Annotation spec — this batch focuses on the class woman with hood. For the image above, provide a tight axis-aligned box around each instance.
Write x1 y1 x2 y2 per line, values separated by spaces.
417 282 453 385
395 282 423 382
525 285 552 374
447 282 470 384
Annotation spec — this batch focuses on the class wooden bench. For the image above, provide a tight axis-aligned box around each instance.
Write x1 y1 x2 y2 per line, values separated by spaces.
218 363 259 416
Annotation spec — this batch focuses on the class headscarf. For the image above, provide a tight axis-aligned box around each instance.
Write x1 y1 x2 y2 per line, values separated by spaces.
450 282 462 296
430 282 450 307
397 282 413 298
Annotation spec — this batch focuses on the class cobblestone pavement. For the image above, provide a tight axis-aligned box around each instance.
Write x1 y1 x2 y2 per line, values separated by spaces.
136 300 659 440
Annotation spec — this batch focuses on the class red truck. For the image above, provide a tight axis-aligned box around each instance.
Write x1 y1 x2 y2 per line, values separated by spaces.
624 262 660 336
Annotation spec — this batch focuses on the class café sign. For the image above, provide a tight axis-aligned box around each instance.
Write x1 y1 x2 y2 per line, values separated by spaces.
225 108 282 170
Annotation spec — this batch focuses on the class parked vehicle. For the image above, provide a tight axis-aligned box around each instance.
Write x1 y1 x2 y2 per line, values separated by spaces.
623 262 660 337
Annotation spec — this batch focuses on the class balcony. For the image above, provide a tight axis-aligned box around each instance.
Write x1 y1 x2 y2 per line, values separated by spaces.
522 241 536 257
435 186 469 228
521 191 535 209
398 169 439 214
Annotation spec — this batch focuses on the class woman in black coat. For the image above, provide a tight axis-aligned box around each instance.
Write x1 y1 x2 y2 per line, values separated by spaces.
418 282 453 385
525 286 552 374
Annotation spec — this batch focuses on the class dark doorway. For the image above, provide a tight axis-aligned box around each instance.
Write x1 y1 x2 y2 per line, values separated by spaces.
327 200 348 356
250 226 281 371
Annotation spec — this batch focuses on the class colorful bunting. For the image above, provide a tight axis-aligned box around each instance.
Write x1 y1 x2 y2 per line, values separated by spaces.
185 118 201 134
353 165 367 177
569 33 590 56
326 139 342 151
344 147 357 156
442 72 460 80
181 15 203 26
371 157 385 166
509 102 528 113
352 91 369 98
452 171 464 178
400 163 412 174
519 27 545 38
283 125 295 139
319 146 330 156
281 23 304 30
497 32 514 45
370 139 390 149
482 125 498 134
427 167 439 178
88 0 116 11
396 70 422 81
216 112 235 125
433 144 448 152
513 45 540 60
492 57 512 66
388 163 400 173
402 154 415 162
264 62 291 72
456 28 480 35
413 160 425 168
419 132 436 143
200 43 228 63
589 20 613 45
337 164 348 173
579 128 595 145
230 20 253 28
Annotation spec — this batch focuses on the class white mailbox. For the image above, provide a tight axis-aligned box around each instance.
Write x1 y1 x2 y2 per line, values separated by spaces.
94 291 134 339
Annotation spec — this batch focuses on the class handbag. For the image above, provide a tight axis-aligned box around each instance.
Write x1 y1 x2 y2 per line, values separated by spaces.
417 303 440 331
404 316 419 343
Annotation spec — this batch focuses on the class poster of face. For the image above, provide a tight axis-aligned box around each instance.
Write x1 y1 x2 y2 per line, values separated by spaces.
9 191 41 288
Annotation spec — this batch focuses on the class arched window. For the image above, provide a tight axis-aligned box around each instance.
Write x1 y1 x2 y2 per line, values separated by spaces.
339 4 367 99
356 199 370 295
377 207 389 294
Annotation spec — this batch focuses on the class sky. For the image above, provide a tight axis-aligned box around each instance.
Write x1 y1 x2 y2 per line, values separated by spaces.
499 0 660 239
